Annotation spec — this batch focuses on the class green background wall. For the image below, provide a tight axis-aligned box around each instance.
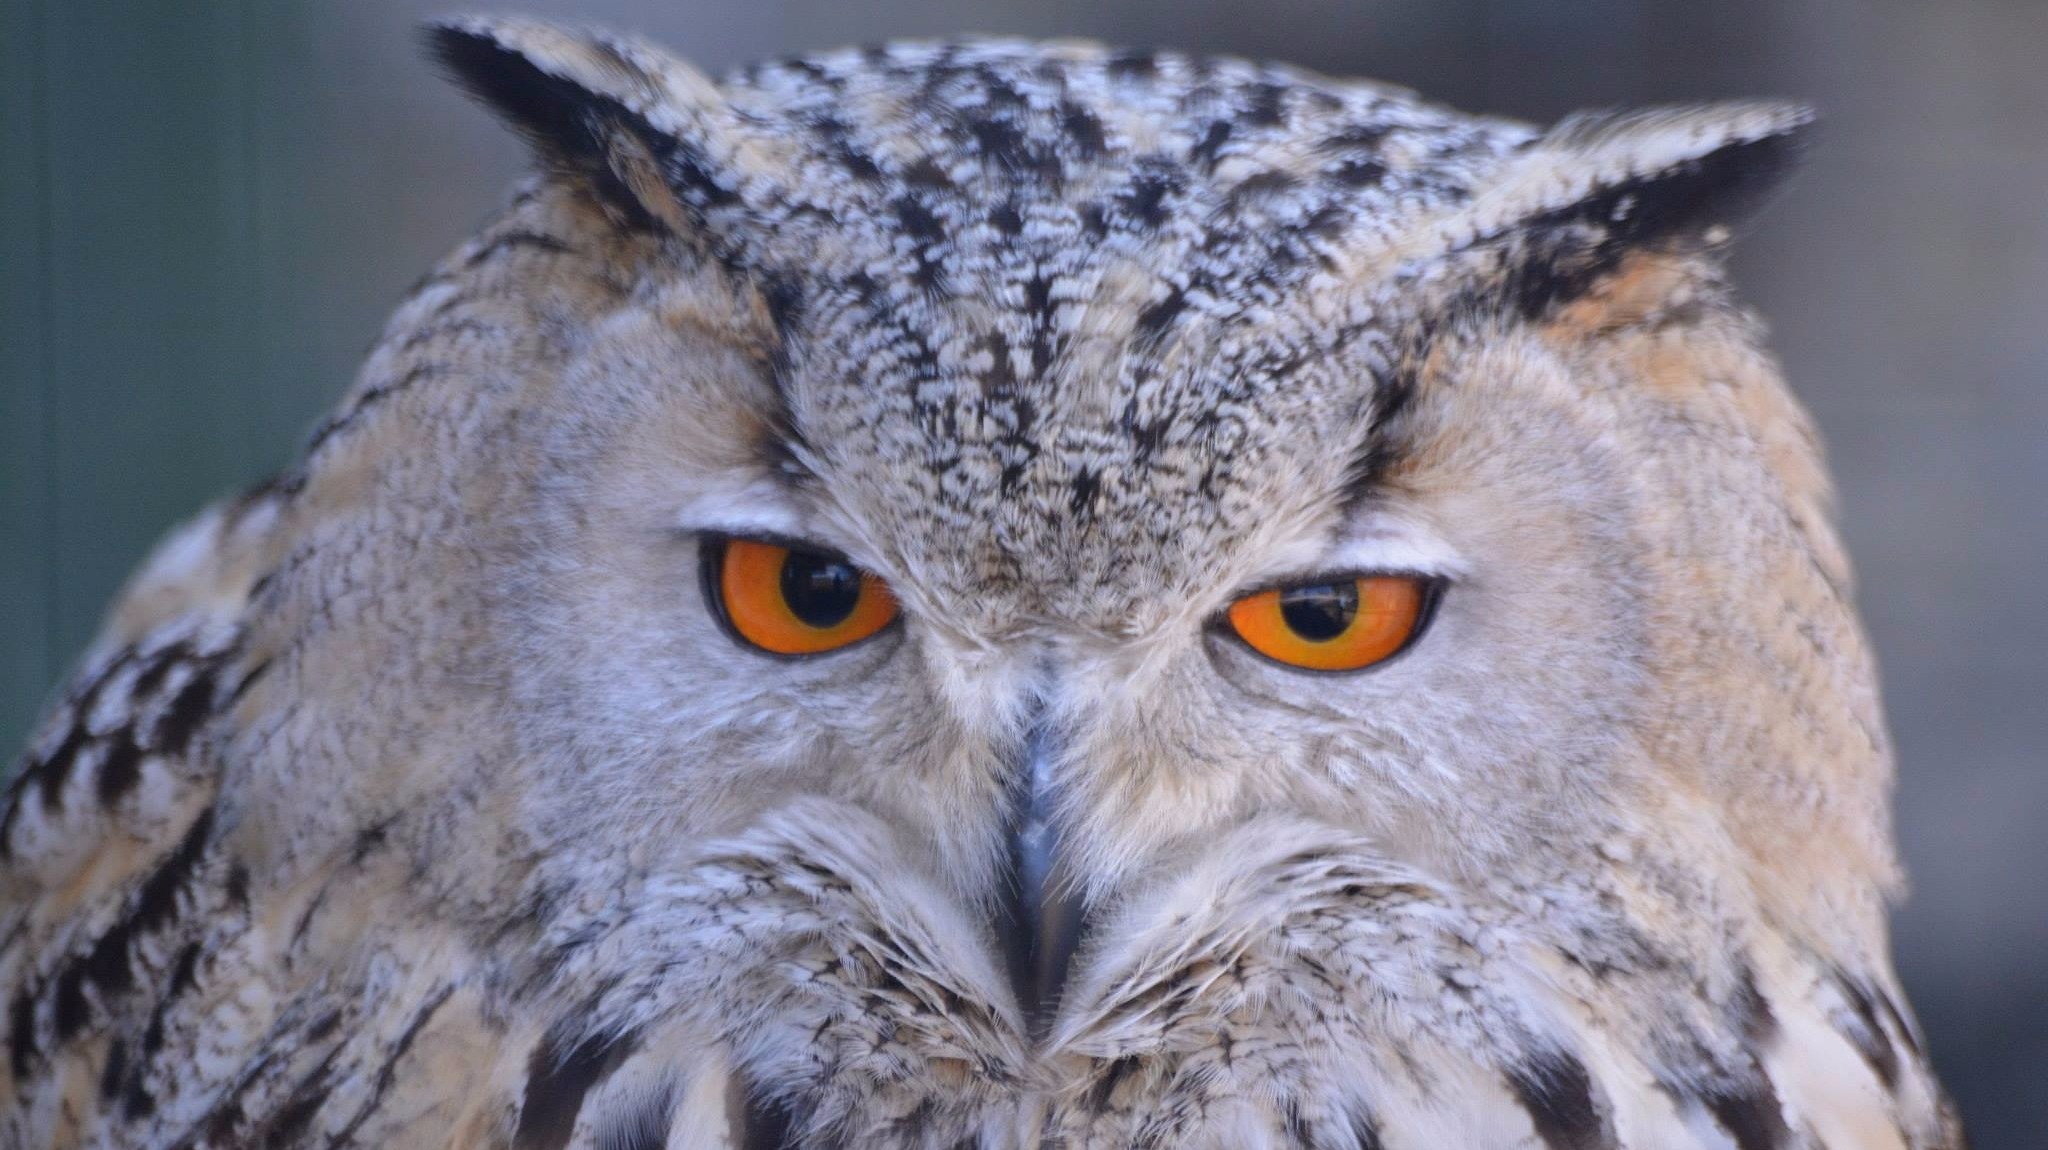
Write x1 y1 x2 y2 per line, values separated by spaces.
5 2 2045 1141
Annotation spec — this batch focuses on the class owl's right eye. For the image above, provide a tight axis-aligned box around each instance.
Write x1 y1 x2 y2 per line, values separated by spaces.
704 536 900 657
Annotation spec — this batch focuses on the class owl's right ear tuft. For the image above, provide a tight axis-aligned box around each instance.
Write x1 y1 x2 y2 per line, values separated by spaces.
426 17 735 234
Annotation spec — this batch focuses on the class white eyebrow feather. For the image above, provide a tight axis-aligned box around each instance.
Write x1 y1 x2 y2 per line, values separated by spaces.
1321 510 1469 578
674 480 809 540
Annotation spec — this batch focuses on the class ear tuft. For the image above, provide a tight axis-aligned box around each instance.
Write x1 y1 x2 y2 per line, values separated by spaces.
426 17 731 233
1517 102 1814 248
1433 101 1813 318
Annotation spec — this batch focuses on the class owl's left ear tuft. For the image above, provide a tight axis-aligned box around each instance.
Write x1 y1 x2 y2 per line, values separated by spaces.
1516 103 1813 244
1457 102 1813 318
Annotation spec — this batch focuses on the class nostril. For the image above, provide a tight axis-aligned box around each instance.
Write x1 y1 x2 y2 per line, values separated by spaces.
996 720 1090 1038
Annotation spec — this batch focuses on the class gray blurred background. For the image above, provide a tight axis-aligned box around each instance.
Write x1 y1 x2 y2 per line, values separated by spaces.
2 1 2042 1142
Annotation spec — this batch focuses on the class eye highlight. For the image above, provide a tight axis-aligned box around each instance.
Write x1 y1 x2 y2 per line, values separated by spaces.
1224 574 1436 673
707 537 899 656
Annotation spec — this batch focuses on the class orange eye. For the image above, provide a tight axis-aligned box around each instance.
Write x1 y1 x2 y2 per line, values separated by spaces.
709 537 899 656
1224 574 1434 673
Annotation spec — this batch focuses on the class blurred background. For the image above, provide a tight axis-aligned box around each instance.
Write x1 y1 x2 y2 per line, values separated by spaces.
2 0 2042 1141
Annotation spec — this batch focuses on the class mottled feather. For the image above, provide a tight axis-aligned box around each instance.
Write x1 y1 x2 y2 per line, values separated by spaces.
2 19 1959 1150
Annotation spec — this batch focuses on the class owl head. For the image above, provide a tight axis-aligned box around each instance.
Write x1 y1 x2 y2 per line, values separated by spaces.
154 17 1946 1146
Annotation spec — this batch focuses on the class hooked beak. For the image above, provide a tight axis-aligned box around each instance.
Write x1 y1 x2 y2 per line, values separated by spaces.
995 719 1089 1037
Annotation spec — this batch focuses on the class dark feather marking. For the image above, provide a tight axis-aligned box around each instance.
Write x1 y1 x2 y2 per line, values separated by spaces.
151 663 218 757
1874 984 1924 1058
258 1052 340 1150
164 1046 279 1150
348 817 394 866
395 316 495 354
1731 961 1779 1046
903 155 954 190
1079 202 1109 238
1062 101 1107 158
1831 970 1901 1090
760 272 807 342
630 76 745 207
227 657 272 705
1505 1050 1612 1150
1301 202 1351 244
9 987 37 1077
122 1075 157 1122
198 1024 344 1150
988 198 1024 235
224 862 251 907
740 1072 801 1150
1699 1080 1792 1150
223 472 291 525
156 940 204 1033
304 364 445 454
304 1008 344 1046
13 638 140 802
132 805 217 938
52 958 90 1043
462 228 574 267
1189 120 1232 170
7 648 139 819
95 728 145 806
895 195 944 241
31 722 89 812
1068 466 1101 516
830 133 884 182
1350 1107 1386 1150
100 1035 129 1102
1321 124 1391 152
966 113 1031 175
1107 48 1158 77
1024 272 1059 377
1116 172 1178 229
1340 365 1418 509
1224 168 1299 206
327 984 456 1147
513 1019 643 1150
1085 1056 1141 1113
1279 1099 1329 1147
45 806 216 1050
748 294 809 485
1330 158 1387 187
1243 81 1288 127
121 942 204 1121
130 641 189 698
1133 287 1187 341
80 909 139 1001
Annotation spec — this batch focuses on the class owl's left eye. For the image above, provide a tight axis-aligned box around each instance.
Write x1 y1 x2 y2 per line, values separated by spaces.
705 536 899 656
1223 573 1439 673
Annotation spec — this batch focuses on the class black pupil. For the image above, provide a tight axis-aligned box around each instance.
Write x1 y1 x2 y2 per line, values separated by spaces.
1278 581 1358 642
780 551 863 629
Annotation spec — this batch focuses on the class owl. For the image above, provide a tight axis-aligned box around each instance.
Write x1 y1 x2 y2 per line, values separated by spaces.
1 16 1961 1150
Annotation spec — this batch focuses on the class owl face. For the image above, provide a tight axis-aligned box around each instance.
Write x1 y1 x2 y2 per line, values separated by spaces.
448 24 1844 941
0 19 1946 1150
522 262 1652 903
